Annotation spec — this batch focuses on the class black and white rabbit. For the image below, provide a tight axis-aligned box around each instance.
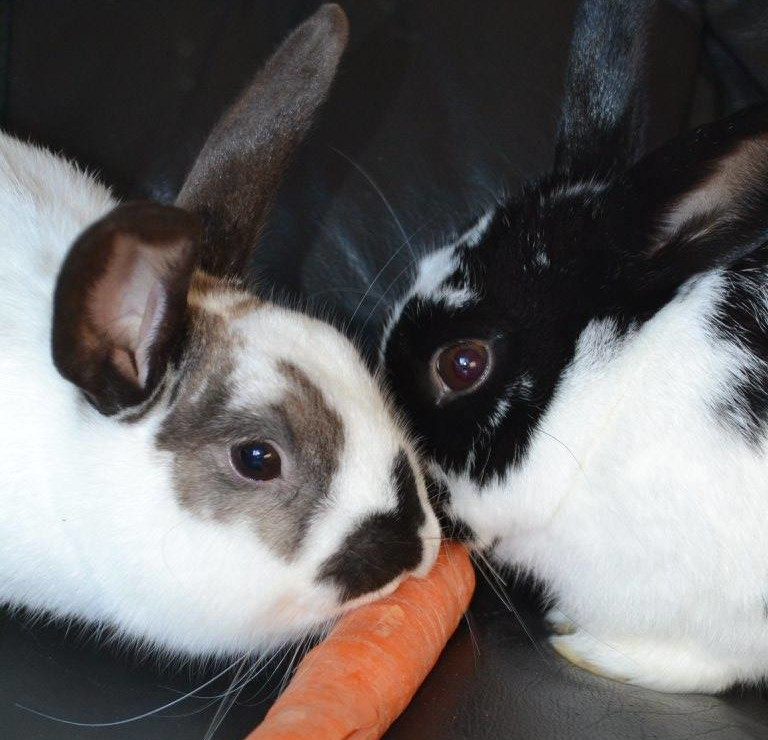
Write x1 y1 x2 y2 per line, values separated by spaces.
0 4 439 658
381 0 768 693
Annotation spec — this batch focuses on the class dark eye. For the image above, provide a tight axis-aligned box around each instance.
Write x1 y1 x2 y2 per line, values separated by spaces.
434 340 490 394
231 442 282 481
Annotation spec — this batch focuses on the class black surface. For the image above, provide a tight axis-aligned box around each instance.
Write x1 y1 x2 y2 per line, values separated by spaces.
2 1 768 739
6 581 768 740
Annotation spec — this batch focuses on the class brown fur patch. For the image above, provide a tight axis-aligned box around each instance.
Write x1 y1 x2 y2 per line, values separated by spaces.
277 361 344 490
156 318 345 559
187 270 262 318
175 6 348 279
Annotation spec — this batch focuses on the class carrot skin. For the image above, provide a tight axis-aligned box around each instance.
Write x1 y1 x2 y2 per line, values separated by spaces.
245 542 475 740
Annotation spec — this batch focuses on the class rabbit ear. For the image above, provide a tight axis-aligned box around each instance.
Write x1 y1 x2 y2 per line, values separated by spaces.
614 104 768 299
176 3 348 278
52 202 200 416
554 0 654 177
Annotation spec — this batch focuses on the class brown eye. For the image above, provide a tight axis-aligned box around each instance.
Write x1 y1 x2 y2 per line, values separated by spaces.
232 442 282 481
435 340 490 394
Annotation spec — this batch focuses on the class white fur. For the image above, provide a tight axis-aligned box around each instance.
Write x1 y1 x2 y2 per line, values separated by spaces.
460 209 494 248
0 133 440 656
379 211 494 358
436 271 768 692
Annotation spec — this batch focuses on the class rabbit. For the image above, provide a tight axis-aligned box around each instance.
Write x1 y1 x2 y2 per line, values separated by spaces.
0 3 440 658
380 0 768 694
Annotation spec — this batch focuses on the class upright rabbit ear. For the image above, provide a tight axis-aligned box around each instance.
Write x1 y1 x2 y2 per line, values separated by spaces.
52 203 200 416
612 104 768 300
176 3 349 278
554 0 654 177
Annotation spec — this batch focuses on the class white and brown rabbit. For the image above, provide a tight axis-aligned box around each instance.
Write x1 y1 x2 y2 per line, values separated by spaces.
381 0 768 693
0 4 439 658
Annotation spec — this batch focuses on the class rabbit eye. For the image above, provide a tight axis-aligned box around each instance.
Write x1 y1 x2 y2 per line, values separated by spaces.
231 442 282 481
434 340 490 395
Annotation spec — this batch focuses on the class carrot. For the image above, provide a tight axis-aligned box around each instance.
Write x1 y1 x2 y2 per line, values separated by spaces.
245 542 475 740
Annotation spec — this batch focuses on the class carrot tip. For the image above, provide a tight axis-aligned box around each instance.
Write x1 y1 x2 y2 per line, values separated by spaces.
244 542 475 740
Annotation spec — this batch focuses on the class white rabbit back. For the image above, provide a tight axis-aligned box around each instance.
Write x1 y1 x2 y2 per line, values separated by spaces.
0 133 114 305
0 136 112 617
0 135 114 439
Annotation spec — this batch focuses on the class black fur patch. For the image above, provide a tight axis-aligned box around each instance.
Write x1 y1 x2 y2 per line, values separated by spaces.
714 247 768 446
384 183 633 483
318 450 424 601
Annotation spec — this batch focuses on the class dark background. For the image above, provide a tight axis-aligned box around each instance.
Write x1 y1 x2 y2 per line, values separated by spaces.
2 1 768 738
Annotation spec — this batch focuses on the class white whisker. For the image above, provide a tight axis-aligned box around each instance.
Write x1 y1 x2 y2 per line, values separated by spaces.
15 655 248 728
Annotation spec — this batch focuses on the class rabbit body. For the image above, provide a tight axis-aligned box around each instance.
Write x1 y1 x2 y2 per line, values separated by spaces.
0 5 439 658
381 0 768 692
436 230 768 692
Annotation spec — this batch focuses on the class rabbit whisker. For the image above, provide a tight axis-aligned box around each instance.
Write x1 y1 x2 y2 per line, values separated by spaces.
329 145 416 262
348 217 437 329
14 655 248 728
470 550 548 663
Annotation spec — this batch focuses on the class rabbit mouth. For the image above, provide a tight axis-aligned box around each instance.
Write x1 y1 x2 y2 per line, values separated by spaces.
339 574 407 612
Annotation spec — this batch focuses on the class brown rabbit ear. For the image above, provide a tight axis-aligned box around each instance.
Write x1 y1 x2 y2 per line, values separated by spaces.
52 202 200 416
612 103 768 300
176 3 349 278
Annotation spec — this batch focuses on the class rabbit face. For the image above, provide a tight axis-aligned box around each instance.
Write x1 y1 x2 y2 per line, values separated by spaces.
154 278 439 628
44 204 438 655
381 182 617 540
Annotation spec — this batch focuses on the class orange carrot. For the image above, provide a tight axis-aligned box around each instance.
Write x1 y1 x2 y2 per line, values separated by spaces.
245 542 475 740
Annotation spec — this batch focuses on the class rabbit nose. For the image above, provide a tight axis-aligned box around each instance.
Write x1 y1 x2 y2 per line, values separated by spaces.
317 450 432 602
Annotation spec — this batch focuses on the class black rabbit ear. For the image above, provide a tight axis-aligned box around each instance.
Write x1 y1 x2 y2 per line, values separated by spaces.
614 103 768 297
176 4 348 278
554 0 654 178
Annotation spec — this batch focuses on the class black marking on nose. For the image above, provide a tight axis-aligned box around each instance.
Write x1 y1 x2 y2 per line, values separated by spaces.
317 450 426 601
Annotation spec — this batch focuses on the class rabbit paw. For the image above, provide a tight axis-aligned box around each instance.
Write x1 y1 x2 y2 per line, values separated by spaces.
543 607 577 635
550 630 736 693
